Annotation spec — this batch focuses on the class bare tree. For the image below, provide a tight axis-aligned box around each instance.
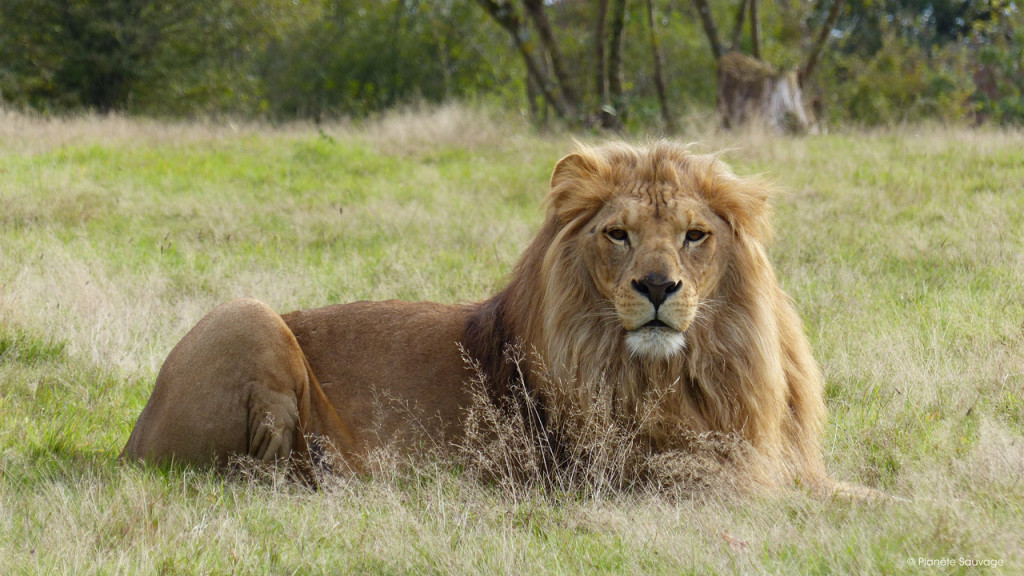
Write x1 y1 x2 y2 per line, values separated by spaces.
523 0 580 114
474 0 574 120
593 0 609 106
606 0 628 128
476 0 626 128
749 0 761 59
730 0 749 50
593 0 624 130
645 0 675 132
692 0 723 60
800 0 846 84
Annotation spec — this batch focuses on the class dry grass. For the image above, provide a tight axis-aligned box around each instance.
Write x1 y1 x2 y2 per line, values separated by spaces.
454 344 751 504
1 107 1022 574
0 108 290 155
358 103 528 157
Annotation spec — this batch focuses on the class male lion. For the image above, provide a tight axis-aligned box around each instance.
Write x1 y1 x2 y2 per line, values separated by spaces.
122 142 827 491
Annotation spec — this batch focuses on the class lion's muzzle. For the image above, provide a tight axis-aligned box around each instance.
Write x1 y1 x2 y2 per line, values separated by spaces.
617 273 695 359
630 274 683 310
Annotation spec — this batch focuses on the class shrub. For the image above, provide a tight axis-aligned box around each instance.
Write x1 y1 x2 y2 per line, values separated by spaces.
818 26 975 126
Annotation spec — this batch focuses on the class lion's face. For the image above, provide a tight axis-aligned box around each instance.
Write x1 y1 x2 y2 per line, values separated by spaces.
545 145 769 362
582 187 733 359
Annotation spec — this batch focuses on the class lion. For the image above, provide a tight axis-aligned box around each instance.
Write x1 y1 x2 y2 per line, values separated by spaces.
122 141 828 492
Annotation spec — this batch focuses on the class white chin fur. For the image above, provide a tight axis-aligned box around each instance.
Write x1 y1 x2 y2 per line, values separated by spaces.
625 329 686 359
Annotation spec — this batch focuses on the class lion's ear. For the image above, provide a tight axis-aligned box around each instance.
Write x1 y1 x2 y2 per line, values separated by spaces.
715 182 773 243
695 163 774 244
547 152 605 224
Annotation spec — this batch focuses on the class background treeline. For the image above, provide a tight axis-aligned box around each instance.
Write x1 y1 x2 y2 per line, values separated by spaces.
1 0 1021 127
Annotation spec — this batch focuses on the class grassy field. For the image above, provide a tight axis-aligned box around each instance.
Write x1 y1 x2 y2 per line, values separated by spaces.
1 106 1022 574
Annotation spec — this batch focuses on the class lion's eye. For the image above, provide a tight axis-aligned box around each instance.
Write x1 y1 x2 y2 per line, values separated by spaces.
605 228 629 244
685 229 708 243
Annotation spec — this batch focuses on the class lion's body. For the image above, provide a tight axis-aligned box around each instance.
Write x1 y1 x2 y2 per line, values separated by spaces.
122 298 478 472
283 301 476 457
123 142 827 490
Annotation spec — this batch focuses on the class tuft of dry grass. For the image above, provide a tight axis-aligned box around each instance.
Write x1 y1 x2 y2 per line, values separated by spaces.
455 344 749 502
0 108 301 155
357 103 529 158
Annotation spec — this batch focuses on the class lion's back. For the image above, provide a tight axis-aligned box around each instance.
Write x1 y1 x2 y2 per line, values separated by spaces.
282 300 477 448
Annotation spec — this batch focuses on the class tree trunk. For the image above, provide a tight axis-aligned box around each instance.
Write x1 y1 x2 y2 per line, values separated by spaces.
606 0 628 127
749 0 761 60
692 0 723 60
645 0 675 132
730 0 749 51
522 0 579 117
594 0 609 100
593 0 620 128
526 70 549 127
717 52 811 133
474 0 572 120
800 0 845 84
701 0 841 133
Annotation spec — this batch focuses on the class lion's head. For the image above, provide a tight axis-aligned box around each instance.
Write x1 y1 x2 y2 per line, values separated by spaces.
550 147 754 360
466 141 825 487
533 142 774 371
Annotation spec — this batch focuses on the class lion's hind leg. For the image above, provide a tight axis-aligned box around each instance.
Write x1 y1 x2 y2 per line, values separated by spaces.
122 298 315 472
247 385 303 464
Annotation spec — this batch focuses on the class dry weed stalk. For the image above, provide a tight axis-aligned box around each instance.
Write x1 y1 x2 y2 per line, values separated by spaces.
456 343 751 501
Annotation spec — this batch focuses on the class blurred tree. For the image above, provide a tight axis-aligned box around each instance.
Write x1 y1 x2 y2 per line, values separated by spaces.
260 0 506 119
694 0 845 132
971 3 1024 124
0 0 1018 126
645 0 675 131
474 0 578 121
0 0 298 115
0 0 171 111
605 0 628 127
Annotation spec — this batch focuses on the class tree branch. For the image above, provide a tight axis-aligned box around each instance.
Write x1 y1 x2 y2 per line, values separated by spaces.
522 0 579 115
474 0 572 119
800 0 845 84
730 0 749 51
749 0 760 59
646 0 675 132
607 0 628 125
692 0 723 60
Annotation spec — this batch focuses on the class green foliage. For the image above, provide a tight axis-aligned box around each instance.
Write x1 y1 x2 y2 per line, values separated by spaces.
259 0 512 119
818 25 975 125
0 0 159 111
0 0 283 115
0 0 512 118
1 0 1022 127
628 4 719 127
972 7 1024 125
838 0 993 55
126 0 306 117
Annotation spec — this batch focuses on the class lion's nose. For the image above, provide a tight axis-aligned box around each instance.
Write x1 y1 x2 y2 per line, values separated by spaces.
631 275 682 309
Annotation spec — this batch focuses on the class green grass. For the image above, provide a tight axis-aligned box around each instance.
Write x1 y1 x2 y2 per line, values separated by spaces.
1 107 1022 574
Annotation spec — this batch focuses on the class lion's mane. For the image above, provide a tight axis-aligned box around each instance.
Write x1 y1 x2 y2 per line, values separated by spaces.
463 142 826 487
